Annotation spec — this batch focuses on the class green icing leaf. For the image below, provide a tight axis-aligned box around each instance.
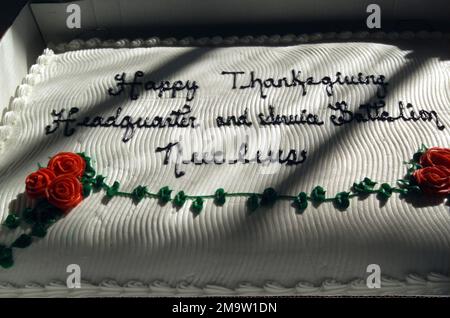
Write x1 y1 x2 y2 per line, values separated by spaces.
77 152 87 160
12 234 32 248
40 209 61 227
310 186 326 203
3 214 21 229
22 207 34 225
0 245 13 269
406 185 421 195
261 188 278 206
363 177 377 187
352 177 377 195
83 183 92 197
293 192 308 212
406 162 422 176
412 144 428 162
412 152 423 163
22 203 62 227
191 197 204 215
131 185 148 204
157 186 172 204
214 188 226 206
173 191 187 207
31 224 47 238
397 177 422 196
247 194 259 212
378 183 393 200
0 245 11 259
397 179 411 187
352 183 365 194
334 192 350 209
78 152 96 178
0 257 13 269
93 175 106 191
81 176 92 184
106 181 120 198
84 166 96 178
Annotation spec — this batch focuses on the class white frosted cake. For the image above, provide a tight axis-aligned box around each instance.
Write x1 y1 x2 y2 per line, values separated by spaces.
0 32 449 296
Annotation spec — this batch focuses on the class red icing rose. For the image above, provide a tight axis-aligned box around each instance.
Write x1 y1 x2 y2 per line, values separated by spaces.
419 147 450 169
46 175 83 212
48 152 85 178
25 168 56 199
413 165 450 195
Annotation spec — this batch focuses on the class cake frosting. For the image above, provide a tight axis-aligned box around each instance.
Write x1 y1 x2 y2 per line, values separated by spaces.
0 31 449 296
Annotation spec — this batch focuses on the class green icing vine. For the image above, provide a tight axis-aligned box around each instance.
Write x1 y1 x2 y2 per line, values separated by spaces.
86 144 441 213
1 201 64 268
1 144 446 269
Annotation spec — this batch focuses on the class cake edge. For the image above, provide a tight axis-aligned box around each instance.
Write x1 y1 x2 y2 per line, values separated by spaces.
51 30 450 53
0 48 56 155
0 273 449 297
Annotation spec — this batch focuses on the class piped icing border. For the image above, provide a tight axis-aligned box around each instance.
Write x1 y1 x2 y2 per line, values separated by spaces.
0 49 56 155
1 146 449 269
0 273 449 297
50 30 450 53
